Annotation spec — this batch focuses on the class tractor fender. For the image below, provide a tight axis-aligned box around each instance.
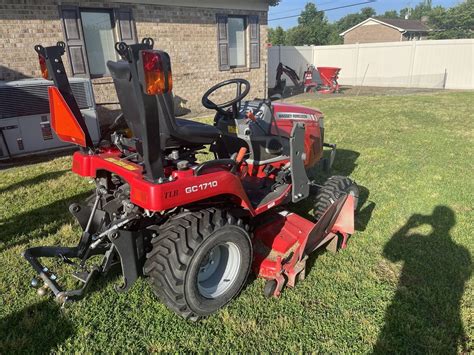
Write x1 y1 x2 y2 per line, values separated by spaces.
72 152 254 214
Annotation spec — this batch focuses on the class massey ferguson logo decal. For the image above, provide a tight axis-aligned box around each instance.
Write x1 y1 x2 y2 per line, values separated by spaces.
276 112 315 120
185 181 218 194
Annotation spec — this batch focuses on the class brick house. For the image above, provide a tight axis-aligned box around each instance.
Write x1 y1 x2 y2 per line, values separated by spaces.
341 17 430 45
0 0 269 123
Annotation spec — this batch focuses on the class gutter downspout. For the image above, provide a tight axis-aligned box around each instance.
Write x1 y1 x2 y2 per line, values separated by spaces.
401 30 407 41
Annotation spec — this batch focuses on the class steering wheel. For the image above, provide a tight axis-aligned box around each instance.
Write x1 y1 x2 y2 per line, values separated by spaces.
202 79 250 117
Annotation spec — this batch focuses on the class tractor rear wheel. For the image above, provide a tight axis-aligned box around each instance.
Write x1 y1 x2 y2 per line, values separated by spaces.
313 176 359 221
143 208 252 320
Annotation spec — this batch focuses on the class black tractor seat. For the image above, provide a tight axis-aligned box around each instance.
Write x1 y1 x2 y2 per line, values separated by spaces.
107 60 221 146
175 118 221 144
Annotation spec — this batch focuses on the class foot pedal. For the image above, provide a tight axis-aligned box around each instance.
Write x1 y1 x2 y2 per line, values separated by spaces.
72 271 90 283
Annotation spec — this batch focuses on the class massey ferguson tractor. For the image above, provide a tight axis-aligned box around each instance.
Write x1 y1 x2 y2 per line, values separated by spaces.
24 38 358 320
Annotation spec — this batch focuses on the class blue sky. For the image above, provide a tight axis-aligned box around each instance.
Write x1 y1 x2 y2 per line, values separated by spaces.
269 0 462 28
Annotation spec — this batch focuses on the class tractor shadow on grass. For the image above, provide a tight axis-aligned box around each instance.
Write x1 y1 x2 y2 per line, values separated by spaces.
373 206 472 354
0 170 68 194
0 300 75 354
0 191 92 253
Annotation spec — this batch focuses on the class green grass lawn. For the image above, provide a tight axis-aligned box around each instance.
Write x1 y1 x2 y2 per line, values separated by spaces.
1 91 473 353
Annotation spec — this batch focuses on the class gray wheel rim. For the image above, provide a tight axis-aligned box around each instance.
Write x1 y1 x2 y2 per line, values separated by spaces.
197 242 241 299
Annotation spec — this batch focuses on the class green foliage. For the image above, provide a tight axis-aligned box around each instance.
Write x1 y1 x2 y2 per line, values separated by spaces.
289 2 331 45
285 26 309 46
428 0 474 39
380 10 399 19
269 0 280 6
399 3 431 20
268 3 332 46
268 26 286 45
360 7 377 18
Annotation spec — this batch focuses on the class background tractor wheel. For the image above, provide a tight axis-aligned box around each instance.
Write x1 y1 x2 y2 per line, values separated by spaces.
313 176 359 221
143 208 252 320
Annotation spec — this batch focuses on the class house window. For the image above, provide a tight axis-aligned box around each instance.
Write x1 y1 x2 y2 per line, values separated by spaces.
60 6 136 78
228 17 246 68
217 14 260 71
80 10 117 77
407 32 422 41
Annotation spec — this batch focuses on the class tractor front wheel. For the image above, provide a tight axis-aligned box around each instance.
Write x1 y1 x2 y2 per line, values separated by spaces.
143 208 252 320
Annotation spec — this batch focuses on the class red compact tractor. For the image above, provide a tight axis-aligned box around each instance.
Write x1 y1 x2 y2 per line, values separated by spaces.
24 39 358 320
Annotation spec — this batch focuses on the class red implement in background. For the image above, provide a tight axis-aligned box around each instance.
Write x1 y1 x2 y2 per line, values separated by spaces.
317 66 341 94
304 66 341 94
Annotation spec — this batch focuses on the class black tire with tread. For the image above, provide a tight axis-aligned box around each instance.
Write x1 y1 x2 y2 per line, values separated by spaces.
313 176 359 220
143 208 251 320
263 279 277 298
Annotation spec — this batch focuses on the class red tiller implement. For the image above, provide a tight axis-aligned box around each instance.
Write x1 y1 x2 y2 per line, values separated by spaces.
24 39 358 320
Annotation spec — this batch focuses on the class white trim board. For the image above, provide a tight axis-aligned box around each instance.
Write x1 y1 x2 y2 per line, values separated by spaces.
340 18 405 36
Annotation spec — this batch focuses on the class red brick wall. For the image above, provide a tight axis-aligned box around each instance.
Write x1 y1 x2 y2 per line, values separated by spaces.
0 1 268 124
343 23 402 44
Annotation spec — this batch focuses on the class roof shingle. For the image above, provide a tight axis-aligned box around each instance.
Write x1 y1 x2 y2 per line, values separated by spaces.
374 17 430 31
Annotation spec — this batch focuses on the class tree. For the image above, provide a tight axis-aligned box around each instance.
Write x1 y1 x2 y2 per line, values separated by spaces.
429 0 474 39
284 3 331 45
285 26 310 46
269 0 280 6
268 26 286 45
400 2 431 19
380 10 399 19
360 7 376 18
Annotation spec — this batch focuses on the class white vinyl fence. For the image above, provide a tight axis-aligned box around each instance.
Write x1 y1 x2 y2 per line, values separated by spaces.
268 39 474 90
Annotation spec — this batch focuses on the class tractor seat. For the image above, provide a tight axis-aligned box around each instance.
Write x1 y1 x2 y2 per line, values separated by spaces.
107 60 221 146
175 118 221 144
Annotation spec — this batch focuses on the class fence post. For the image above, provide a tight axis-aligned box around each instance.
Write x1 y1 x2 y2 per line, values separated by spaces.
354 43 360 86
443 68 447 89
312 45 316 66
357 64 370 96
408 41 417 88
